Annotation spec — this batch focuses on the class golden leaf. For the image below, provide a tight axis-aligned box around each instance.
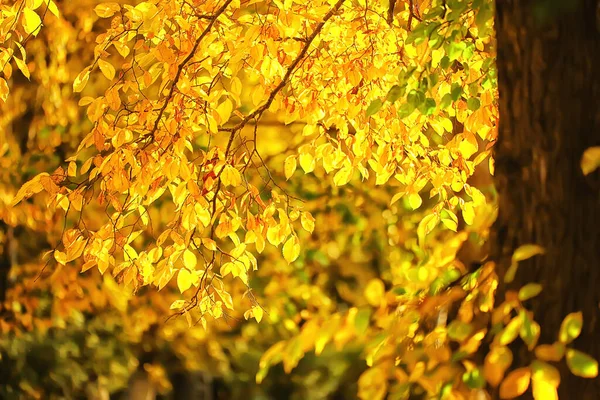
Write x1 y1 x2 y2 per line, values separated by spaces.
282 236 300 264
22 8 42 36
177 268 193 293
98 59 116 80
499 367 531 399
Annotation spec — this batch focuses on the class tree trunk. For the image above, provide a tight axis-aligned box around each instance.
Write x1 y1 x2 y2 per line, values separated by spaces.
493 0 600 398
0 221 12 304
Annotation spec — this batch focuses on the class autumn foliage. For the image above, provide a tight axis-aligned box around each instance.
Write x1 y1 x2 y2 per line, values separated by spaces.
1 0 598 398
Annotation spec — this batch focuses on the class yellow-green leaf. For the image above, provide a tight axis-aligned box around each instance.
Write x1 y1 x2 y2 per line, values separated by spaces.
566 349 598 378
559 312 583 344
518 283 543 301
170 299 185 310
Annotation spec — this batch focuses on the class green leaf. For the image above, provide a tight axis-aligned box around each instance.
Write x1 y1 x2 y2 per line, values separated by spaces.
366 99 383 116
463 367 485 389
448 42 466 61
566 349 598 378
440 93 453 109
451 83 463 101
558 312 583 344
424 6 445 20
386 85 404 103
497 316 522 346
467 98 481 111
407 90 425 107
448 320 473 342
354 308 371 334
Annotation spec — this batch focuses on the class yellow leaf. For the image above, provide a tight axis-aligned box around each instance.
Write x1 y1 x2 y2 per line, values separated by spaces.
364 279 385 307
45 0 60 17
581 146 600 175
300 212 315 233
499 367 531 399
299 152 315 173
484 346 513 387
408 193 422 210
216 98 233 124
98 59 116 80
182 249 197 269
0 78 8 103
14 57 29 79
532 379 557 400
282 236 300 263
73 68 91 93
54 250 66 265
531 360 560 388
94 2 120 18
512 244 545 262
253 306 264 323
22 8 42 36
333 165 352 186
284 155 297 180
11 172 48 205
177 268 193 293
221 165 242 187
170 300 185 310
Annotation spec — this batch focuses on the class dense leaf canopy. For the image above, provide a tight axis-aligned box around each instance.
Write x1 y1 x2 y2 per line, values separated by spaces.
0 0 597 398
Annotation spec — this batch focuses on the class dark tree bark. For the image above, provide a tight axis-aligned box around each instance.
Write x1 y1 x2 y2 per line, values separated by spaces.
0 221 12 304
493 0 600 398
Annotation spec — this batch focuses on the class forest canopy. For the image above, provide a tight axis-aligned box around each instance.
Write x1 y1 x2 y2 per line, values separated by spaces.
1 0 599 398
